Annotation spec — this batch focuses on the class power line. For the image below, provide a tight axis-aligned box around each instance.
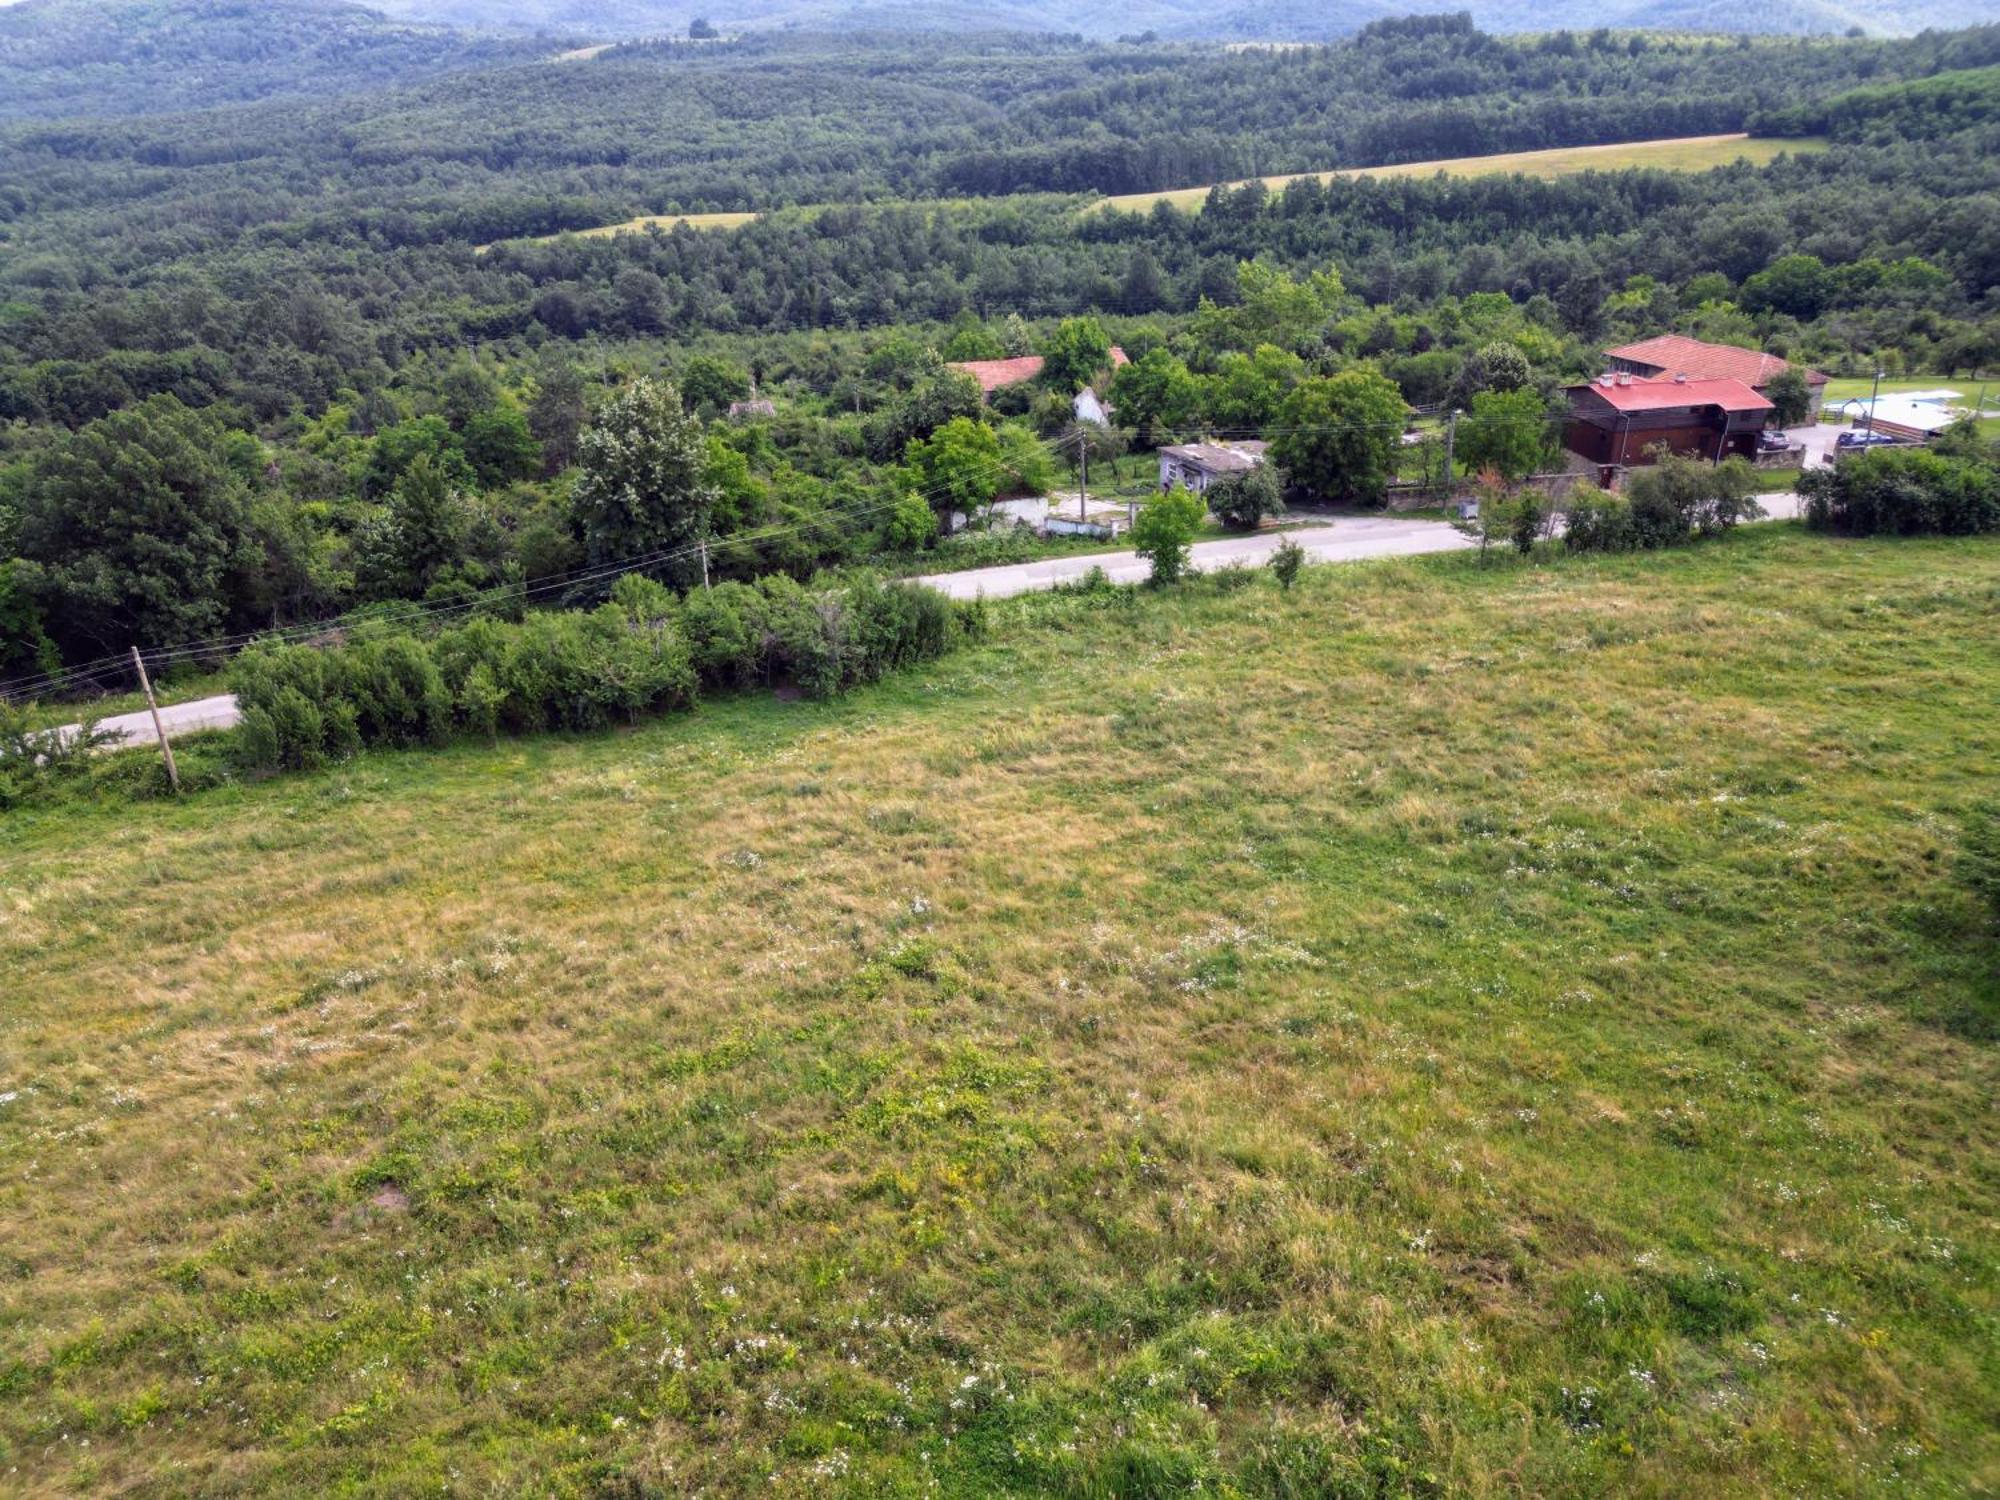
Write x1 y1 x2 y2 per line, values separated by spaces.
0 435 1076 703
4 403 1568 703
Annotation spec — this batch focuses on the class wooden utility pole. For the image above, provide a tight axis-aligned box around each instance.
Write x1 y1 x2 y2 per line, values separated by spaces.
131 647 179 795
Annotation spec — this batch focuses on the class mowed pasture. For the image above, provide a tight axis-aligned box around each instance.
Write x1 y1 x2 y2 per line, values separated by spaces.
1 529 1996 1496
1093 133 1828 215
476 209 759 253
486 134 1824 251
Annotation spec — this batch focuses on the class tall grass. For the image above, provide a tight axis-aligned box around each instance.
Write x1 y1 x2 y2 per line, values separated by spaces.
1 529 1995 1496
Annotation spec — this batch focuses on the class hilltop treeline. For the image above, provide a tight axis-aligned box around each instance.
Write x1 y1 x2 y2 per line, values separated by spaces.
0 0 557 122
1753 62 2000 138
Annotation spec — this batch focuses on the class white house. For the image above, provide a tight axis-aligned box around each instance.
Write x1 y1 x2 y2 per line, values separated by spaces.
1071 386 1113 427
1157 441 1267 493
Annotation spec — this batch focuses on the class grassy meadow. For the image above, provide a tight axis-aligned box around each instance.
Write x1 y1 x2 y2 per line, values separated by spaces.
487 134 1827 250
1093 134 1828 216
1 527 1997 1496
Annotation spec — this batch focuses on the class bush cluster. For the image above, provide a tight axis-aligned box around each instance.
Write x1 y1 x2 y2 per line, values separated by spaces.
230 572 977 774
1564 454 1763 554
1799 447 2000 537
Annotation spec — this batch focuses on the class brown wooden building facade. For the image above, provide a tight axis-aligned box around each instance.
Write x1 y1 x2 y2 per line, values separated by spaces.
1564 374 1775 472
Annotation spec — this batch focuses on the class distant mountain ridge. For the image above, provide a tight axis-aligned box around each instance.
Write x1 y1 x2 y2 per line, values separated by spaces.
367 0 1997 38
2 0 1994 128
0 0 564 119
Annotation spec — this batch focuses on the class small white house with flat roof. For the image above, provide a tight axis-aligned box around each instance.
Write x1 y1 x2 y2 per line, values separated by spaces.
1157 441 1267 493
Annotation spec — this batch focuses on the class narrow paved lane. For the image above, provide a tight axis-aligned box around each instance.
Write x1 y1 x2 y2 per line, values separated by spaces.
913 514 1472 600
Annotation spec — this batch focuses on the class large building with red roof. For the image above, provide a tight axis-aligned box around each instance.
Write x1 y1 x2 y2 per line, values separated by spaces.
1564 371 1775 471
1603 335 1826 416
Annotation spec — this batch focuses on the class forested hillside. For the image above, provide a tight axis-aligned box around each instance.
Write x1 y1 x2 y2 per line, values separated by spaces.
2 18 1998 693
0 0 559 121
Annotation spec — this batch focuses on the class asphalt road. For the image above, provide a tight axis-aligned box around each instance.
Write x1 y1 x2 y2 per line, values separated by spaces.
58 493 1808 749
913 514 1475 599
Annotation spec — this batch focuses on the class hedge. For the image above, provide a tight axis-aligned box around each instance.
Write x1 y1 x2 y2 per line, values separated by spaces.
231 572 979 775
1799 448 2000 537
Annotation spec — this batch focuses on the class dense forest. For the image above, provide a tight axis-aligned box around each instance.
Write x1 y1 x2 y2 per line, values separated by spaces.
2 16 1998 692
0 0 563 121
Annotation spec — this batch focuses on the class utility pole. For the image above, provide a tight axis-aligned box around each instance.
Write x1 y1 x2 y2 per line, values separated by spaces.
130 647 179 795
1866 369 1884 434
700 536 711 591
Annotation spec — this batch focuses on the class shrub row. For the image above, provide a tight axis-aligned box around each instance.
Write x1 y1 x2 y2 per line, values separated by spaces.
230 571 979 774
1564 454 1764 554
1799 447 2000 537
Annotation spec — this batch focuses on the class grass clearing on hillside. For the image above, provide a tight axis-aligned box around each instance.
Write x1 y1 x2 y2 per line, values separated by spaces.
487 133 1823 252
2 528 1996 1496
1094 134 1828 215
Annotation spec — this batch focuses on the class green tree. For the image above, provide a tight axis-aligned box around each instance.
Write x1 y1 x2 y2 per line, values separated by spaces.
1448 340 1533 408
364 415 471 499
1109 349 1197 448
1764 367 1813 427
1741 254 1834 319
0 559 60 680
906 416 1004 526
1456 388 1559 481
1207 463 1284 531
462 405 543 488
1190 261 1343 354
570 378 717 589
14 394 256 658
1269 535 1305 591
880 490 938 551
385 454 466 596
1040 316 1113 393
941 315 1005 362
528 359 589 475
1000 313 1035 358
1626 450 1763 544
1269 371 1407 505
679 355 753 414
1132 487 1206 585
1204 344 1305 431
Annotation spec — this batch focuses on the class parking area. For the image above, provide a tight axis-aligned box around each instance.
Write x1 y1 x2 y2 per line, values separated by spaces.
1785 423 1846 469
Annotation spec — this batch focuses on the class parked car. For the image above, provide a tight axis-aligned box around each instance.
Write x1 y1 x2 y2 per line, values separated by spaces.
1756 429 1795 453
1836 429 1901 451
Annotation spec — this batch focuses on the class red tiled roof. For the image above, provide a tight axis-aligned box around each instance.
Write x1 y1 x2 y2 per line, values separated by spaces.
1577 374 1774 414
1605 335 1826 388
952 354 1045 393
950 345 1129 395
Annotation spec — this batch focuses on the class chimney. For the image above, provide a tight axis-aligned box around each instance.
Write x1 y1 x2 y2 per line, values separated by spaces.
1673 372 1688 384
1598 373 1615 387
1616 373 1631 387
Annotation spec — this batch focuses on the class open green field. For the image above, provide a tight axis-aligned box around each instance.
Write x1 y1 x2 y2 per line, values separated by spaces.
2 528 1996 1496
1094 134 1828 216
